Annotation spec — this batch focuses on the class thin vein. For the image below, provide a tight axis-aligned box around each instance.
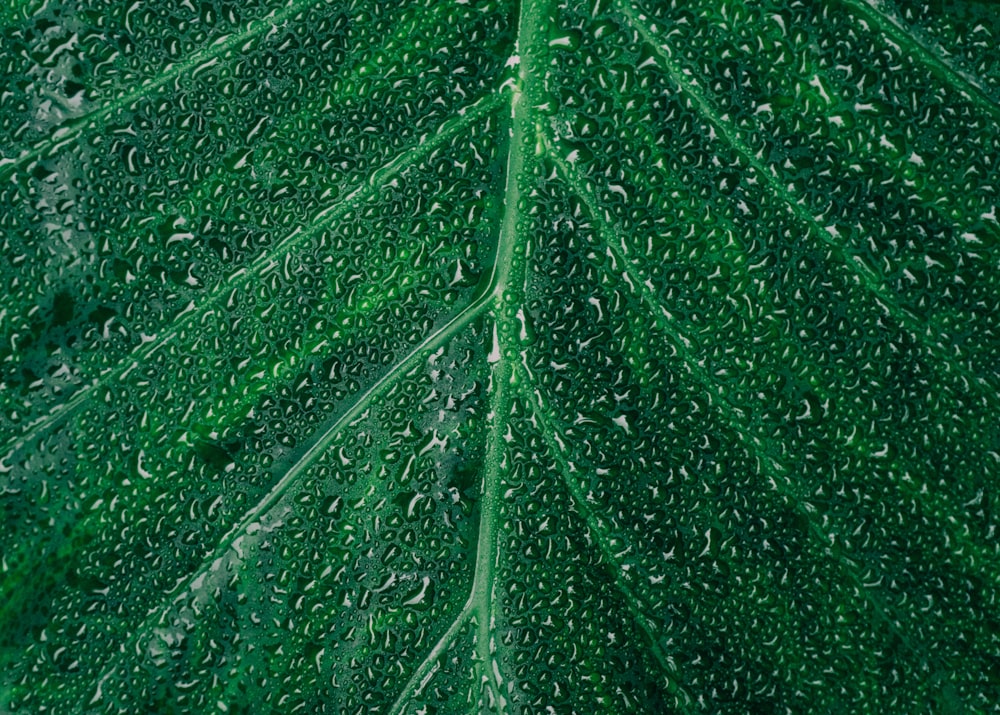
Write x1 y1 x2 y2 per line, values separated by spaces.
387 604 472 715
0 91 501 463
473 312 509 715
546 116 997 577
0 0 325 178
387 85 522 708
85 265 495 707
612 0 992 397
837 0 1000 121
82 96 513 704
515 366 695 710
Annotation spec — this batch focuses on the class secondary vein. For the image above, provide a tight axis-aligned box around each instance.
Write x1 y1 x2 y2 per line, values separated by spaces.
543 136 961 686
836 0 1000 121
0 0 329 179
0 91 501 464
612 0 994 401
79 105 509 703
515 364 696 710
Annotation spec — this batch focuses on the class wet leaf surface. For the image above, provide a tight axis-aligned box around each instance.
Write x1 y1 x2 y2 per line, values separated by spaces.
2 0 1000 712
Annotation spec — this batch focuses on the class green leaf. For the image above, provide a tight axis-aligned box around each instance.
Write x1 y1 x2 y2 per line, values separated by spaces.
2 0 999 712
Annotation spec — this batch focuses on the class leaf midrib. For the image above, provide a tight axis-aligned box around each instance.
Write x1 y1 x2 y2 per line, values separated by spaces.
388 4 539 709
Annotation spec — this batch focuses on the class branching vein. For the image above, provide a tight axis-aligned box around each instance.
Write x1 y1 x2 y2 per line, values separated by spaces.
80 102 510 702
0 0 328 179
387 63 527 709
514 364 695 710
544 135 947 683
612 0 993 398
1 91 501 462
837 0 1000 120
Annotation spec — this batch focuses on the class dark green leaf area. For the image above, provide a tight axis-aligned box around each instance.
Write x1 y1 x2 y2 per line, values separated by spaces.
888 0 1000 98
0 0 512 436
3 0 1000 712
5 323 491 713
0 113 508 711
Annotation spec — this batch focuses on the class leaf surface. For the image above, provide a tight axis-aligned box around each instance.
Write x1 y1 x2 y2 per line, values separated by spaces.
2 0 1000 712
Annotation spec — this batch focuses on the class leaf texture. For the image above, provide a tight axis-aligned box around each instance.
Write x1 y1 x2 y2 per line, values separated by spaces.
2 0 999 712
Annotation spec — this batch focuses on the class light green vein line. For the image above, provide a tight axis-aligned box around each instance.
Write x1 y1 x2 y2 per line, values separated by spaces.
387 606 472 715
85 248 496 711
514 365 695 711
0 91 501 463
0 0 325 179
84 90 514 707
388 79 523 709
549 118 1000 577
473 311 508 714
470 73 525 709
612 0 992 396
544 142 943 673
83 290 493 705
837 0 1000 121
390 30 532 705
383 271 509 715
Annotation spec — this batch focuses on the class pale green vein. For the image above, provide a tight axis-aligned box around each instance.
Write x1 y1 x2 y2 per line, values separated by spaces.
544 141 955 684
473 312 510 714
389 5 540 701
87 293 492 699
0 91 501 463
387 96 522 713
594 1 999 574
387 605 472 715
383 323 511 714
612 0 992 397
468 0 547 704
544 116 999 582
85 235 499 711
0 0 476 329
467 73 528 713
84 88 515 709
514 364 695 711
0 0 326 179
837 0 1000 121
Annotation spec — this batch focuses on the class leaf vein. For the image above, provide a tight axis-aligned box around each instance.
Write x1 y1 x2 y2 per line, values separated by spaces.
85 284 494 705
80 94 516 697
387 86 524 708
1 91 501 463
515 367 695 710
387 605 473 715
0 0 331 179
545 139 947 679
837 0 1000 121
612 0 993 397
